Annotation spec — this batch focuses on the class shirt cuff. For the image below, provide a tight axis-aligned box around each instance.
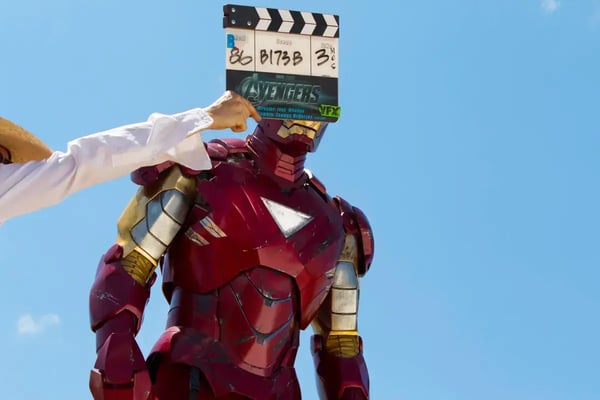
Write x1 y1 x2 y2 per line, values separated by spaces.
159 108 213 170
112 108 213 169
165 133 212 171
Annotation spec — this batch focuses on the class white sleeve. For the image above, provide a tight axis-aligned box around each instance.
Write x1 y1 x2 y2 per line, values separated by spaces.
0 108 214 222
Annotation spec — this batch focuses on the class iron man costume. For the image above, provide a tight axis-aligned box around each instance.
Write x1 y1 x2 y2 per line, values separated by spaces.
89 119 374 400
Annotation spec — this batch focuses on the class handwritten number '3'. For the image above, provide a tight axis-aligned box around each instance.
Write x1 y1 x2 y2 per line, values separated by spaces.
315 49 330 66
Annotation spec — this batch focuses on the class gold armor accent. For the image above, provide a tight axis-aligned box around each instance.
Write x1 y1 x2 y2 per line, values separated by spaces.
312 233 362 357
199 216 227 237
116 166 197 285
185 227 210 246
276 120 325 140
324 334 361 358
121 250 154 285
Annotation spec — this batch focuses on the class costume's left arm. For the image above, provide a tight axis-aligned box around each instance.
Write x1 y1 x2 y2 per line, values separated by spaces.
311 197 374 400
89 165 197 400
0 108 212 222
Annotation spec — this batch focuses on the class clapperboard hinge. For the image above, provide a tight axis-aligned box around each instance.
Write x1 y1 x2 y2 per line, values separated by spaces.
223 4 339 37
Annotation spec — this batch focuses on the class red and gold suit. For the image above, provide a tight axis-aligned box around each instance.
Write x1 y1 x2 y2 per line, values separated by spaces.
89 119 374 400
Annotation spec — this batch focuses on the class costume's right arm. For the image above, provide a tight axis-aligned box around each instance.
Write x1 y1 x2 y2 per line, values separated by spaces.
89 166 197 400
0 108 211 222
311 197 374 400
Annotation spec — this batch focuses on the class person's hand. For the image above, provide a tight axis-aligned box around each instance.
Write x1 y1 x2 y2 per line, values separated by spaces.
203 91 261 133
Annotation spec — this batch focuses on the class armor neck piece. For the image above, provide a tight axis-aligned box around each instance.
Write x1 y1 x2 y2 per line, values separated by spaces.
247 126 308 186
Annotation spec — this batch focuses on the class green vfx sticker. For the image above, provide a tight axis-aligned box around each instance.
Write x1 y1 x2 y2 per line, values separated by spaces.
318 104 341 119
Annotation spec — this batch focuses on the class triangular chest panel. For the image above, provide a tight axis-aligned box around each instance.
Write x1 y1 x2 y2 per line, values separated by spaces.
260 197 314 238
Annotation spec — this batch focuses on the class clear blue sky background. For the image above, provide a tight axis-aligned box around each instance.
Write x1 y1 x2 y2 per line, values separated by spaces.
1 0 599 399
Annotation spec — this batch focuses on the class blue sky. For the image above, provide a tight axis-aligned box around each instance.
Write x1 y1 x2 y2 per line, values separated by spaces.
1 0 599 399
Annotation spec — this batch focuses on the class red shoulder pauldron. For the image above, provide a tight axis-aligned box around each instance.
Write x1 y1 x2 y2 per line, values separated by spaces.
333 196 374 277
206 137 248 160
131 161 175 186
131 161 206 186
130 138 250 186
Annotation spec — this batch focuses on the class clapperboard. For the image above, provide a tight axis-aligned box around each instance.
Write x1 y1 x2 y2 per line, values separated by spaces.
223 4 340 122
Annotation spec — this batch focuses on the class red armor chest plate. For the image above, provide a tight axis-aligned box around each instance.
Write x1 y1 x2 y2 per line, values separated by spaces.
159 158 345 383
164 158 345 328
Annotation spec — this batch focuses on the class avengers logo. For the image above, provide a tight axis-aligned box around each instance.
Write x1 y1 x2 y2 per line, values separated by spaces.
238 74 321 106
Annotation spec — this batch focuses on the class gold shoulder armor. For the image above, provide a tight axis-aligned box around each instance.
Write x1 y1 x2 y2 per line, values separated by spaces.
116 166 197 285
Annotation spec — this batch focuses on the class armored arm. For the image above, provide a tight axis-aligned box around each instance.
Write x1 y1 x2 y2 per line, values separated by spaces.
311 197 374 400
88 166 197 400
